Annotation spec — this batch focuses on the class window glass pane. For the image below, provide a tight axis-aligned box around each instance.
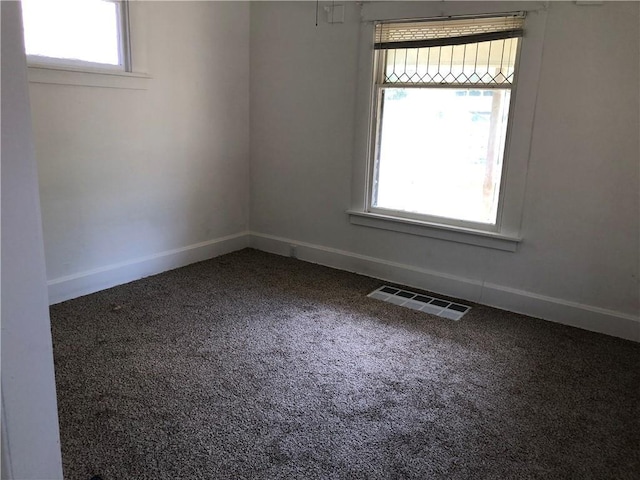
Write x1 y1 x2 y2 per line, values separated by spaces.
22 0 122 66
372 87 511 224
384 38 519 85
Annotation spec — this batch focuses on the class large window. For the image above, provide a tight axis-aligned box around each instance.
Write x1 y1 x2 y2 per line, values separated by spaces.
369 15 524 229
21 0 129 70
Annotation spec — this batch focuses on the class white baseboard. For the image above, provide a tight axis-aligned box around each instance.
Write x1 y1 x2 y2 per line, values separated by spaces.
48 230 638 342
47 232 250 305
249 232 640 342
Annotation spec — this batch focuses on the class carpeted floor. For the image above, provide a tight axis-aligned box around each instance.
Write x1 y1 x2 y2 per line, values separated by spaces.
50 249 640 480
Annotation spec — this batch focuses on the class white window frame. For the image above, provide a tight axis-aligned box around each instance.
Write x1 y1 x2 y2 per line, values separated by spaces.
24 0 150 90
348 2 549 252
24 0 131 72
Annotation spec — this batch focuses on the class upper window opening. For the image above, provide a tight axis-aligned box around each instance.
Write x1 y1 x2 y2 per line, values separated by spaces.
369 14 525 228
21 0 129 70
376 15 523 86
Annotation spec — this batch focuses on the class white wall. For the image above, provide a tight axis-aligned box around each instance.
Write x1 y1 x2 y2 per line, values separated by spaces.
10 0 634 475
29 1 251 302
250 1 639 340
25 1 639 340
1 1 64 478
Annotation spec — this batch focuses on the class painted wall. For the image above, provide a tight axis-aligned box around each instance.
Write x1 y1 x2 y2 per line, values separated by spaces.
25 1 639 339
1 2 64 478
29 1 250 301
250 2 639 336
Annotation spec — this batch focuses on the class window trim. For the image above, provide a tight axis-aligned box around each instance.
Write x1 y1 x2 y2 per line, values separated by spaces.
26 64 150 90
24 0 150 89
23 0 130 71
347 209 521 252
367 16 523 233
349 1 549 250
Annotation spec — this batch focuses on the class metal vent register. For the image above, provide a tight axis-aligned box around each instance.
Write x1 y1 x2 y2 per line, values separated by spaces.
368 286 471 320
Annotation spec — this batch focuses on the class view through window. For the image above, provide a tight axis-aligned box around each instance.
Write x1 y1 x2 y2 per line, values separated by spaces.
21 0 126 68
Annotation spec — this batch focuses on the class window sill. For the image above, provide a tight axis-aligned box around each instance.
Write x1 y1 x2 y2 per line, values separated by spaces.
27 64 150 90
347 210 521 252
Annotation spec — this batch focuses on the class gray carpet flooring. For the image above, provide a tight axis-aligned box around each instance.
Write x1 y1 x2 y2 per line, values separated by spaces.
50 249 640 480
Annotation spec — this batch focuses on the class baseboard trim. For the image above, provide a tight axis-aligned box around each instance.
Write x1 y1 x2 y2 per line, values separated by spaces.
249 232 639 342
47 230 638 341
47 232 250 305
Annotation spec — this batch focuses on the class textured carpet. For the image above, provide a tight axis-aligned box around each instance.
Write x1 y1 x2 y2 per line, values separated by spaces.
50 249 640 480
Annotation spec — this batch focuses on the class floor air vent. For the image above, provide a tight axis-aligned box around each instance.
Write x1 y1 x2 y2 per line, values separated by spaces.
368 286 471 320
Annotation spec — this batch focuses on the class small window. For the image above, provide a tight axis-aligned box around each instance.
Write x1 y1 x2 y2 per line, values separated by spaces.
369 14 525 229
21 0 129 70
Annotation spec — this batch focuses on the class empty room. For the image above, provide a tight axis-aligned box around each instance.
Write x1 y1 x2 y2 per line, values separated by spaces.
2 1 639 479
